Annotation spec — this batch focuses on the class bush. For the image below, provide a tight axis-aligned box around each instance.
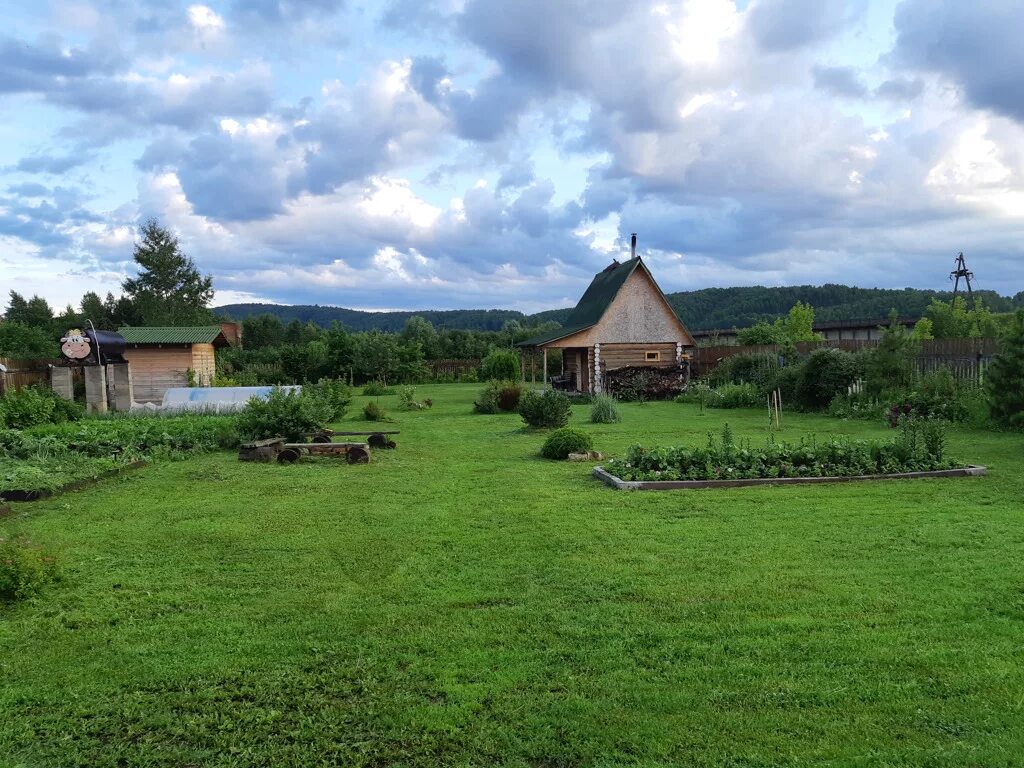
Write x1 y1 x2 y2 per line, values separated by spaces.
589 394 620 423
397 387 429 410
474 381 521 414
480 348 521 381
794 349 858 409
363 401 386 421
499 384 522 411
362 381 393 396
0 386 84 430
518 389 572 429
709 352 780 390
303 378 351 421
540 427 594 460
235 387 334 442
707 382 761 409
0 535 59 601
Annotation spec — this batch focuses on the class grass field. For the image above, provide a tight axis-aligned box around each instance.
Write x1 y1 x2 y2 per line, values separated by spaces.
2 383 1024 766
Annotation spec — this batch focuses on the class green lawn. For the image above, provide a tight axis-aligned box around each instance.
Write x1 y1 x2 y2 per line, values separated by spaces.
2 384 1024 767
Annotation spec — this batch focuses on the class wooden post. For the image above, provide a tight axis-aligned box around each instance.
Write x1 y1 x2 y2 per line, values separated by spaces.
520 350 525 382
531 352 536 384
543 348 548 388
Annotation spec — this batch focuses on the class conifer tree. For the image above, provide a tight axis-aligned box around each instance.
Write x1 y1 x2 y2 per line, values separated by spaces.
986 309 1024 428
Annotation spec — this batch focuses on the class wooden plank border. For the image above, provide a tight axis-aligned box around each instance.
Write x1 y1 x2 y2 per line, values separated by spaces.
593 464 988 491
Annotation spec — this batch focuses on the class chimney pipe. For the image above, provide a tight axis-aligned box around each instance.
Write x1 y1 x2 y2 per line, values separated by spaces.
630 233 637 259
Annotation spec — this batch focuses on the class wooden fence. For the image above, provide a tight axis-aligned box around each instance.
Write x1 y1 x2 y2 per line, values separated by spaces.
0 357 63 395
429 359 480 378
693 338 1000 385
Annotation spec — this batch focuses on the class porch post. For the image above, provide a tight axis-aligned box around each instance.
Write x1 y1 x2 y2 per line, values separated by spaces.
531 352 536 384
593 343 601 395
542 348 548 388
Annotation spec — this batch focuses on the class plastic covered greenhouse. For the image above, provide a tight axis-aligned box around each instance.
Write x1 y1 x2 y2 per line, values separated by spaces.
151 386 301 413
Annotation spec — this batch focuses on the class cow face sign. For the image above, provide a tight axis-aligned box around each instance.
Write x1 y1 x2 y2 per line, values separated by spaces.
61 329 92 361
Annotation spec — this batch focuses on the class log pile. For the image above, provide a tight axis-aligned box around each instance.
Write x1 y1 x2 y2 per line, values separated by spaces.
605 365 689 400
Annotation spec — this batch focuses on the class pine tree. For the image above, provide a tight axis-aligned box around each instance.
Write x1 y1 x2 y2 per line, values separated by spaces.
986 309 1024 428
121 220 214 326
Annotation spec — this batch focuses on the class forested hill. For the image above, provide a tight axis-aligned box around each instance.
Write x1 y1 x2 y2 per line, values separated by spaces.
218 284 1023 333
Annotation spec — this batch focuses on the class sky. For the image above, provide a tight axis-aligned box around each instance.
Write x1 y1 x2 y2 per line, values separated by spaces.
1 0 1023 314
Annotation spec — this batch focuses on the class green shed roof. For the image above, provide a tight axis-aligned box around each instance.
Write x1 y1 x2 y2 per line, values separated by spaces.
517 258 642 347
118 326 228 346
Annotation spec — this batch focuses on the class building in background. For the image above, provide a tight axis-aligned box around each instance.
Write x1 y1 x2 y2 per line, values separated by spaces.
118 325 236 402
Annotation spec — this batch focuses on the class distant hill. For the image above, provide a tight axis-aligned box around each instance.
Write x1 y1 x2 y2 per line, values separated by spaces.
217 284 1023 334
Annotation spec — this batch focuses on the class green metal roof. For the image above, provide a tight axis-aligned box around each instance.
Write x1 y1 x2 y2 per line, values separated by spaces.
517 258 642 347
118 326 227 345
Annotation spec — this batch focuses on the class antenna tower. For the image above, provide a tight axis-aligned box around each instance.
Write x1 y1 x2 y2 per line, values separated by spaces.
950 252 974 301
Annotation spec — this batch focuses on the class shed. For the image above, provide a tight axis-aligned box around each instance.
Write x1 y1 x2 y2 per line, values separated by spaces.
517 239 695 394
118 326 231 402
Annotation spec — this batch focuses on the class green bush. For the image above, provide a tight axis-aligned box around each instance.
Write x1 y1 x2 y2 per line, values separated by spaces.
708 382 761 409
589 395 620 423
363 401 386 421
362 381 393 396
474 380 521 414
0 386 84 430
480 349 520 381
0 535 59 601
540 427 594 460
794 349 859 409
709 352 780 390
235 387 334 442
518 389 572 429
303 378 351 421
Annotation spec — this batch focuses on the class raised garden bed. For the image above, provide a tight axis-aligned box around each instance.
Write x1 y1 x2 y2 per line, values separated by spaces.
593 464 987 490
0 461 147 502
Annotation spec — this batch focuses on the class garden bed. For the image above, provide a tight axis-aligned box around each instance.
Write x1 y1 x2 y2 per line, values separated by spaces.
593 463 987 490
1 461 147 502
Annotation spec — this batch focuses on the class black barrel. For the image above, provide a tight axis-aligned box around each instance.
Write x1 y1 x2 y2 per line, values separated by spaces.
86 329 127 364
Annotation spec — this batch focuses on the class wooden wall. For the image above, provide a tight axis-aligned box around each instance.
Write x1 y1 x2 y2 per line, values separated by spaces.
598 342 679 371
191 343 216 386
123 346 193 402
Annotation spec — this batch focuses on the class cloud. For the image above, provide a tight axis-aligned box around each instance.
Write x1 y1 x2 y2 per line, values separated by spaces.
12 153 92 174
874 77 923 101
747 0 863 52
812 65 867 98
891 0 1024 122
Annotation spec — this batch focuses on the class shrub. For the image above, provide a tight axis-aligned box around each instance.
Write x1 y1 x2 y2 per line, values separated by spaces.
397 387 428 410
480 348 521 382
709 352 780 390
363 401 386 421
0 386 84 430
362 381 393 396
498 384 522 411
474 381 520 414
540 427 594 460
987 309 1024 429
0 535 59 601
518 389 572 429
589 394 620 423
794 349 858 409
303 378 351 420
708 382 760 409
235 387 334 441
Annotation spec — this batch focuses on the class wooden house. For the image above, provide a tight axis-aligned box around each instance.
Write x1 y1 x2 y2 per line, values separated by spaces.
518 242 695 394
118 326 232 402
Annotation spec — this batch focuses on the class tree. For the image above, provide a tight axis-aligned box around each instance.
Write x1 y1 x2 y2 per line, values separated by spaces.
779 301 823 342
79 292 114 329
5 291 54 330
986 309 1024 428
925 296 1000 339
865 314 919 394
736 321 784 345
0 322 59 358
911 317 934 340
121 219 214 326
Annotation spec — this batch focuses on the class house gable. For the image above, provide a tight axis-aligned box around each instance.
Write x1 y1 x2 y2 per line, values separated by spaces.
542 263 694 348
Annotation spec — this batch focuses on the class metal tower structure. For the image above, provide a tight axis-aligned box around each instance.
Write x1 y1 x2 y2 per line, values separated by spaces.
950 252 974 301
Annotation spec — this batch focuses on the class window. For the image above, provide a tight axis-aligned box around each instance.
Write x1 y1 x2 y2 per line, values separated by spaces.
645 351 660 362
